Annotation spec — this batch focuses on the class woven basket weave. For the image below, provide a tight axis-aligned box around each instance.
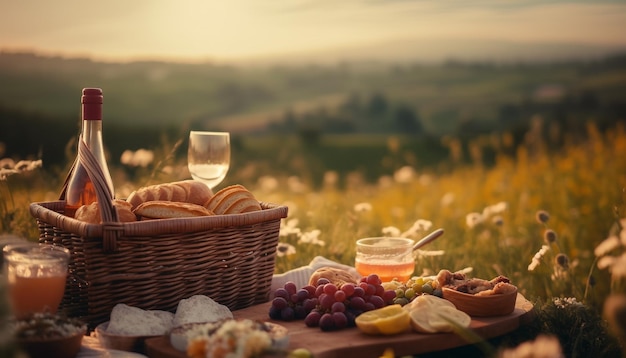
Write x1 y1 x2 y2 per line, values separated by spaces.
29 140 288 329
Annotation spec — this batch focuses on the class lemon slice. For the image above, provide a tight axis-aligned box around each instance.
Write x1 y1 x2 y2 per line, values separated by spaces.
355 304 410 335
405 294 471 333
403 294 456 312
427 305 471 332
408 307 438 333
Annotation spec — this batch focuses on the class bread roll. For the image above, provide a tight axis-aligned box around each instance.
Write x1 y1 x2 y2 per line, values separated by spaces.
133 200 214 219
309 266 359 288
126 180 213 209
206 184 262 215
74 199 137 223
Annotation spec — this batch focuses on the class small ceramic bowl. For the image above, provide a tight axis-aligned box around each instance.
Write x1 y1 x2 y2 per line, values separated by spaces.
95 321 162 354
442 286 518 317
17 330 85 358
13 313 86 358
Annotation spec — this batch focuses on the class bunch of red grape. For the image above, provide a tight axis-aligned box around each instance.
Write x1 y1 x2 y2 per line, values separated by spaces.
268 274 397 331
269 281 317 321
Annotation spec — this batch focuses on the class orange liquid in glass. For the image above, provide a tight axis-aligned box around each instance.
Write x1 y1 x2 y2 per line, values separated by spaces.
8 274 67 319
355 260 415 283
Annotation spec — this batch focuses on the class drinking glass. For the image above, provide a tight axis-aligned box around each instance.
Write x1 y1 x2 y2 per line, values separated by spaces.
188 131 230 190
355 237 415 283
3 243 70 319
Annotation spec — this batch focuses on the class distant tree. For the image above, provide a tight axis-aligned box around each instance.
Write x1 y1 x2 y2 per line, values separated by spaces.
367 92 388 116
323 116 356 133
394 105 423 134
456 117 491 138
578 90 600 111
298 124 321 146
340 92 362 115
498 104 522 124
281 108 298 132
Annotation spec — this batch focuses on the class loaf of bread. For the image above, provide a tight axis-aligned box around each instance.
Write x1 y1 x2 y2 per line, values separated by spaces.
206 184 262 215
74 199 137 223
172 295 233 327
106 303 174 336
133 200 214 219
126 180 213 209
309 266 359 288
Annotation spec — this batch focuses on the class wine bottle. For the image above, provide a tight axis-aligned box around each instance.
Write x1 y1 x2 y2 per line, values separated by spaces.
65 88 114 218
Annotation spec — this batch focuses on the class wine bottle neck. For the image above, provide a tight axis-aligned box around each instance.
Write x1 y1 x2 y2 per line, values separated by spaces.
81 88 103 120
81 119 104 146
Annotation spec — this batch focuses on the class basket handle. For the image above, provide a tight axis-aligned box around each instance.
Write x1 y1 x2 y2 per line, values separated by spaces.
72 138 121 252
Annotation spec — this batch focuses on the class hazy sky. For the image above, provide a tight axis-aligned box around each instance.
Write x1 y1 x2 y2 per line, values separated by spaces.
1 0 625 63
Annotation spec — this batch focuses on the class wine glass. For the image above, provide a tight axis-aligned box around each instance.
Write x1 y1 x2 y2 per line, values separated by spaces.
187 131 230 190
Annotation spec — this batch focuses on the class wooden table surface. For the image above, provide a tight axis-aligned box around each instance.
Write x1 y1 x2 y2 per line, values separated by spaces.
145 293 534 358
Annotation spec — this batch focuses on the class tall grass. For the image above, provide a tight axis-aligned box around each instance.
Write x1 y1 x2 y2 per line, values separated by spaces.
268 123 625 307
1 121 625 353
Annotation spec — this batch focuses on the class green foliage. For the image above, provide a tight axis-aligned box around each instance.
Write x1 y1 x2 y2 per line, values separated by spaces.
2 120 625 355
2 52 626 175
2 53 626 354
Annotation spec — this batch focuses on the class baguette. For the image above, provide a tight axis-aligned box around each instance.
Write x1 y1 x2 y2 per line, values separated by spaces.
126 180 213 209
133 200 214 219
206 184 262 215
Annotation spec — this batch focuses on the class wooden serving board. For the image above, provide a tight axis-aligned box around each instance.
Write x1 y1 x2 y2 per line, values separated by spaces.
145 293 534 358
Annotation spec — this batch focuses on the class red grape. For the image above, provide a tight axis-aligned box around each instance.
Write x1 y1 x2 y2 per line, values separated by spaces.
375 284 385 296
272 297 288 310
284 281 297 296
332 312 348 329
319 293 335 310
331 301 346 313
352 286 365 297
349 296 366 310
274 288 289 300
341 283 355 296
323 283 338 296
365 283 376 296
366 274 381 285
319 313 335 331
281 306 295 321
302 285 317 296
368 295 385 309
316 278 331 286
315 285 325 297
304 310 322 327
382 290 397 303
302 298 317 312
334 290 347 302
296 289 310 301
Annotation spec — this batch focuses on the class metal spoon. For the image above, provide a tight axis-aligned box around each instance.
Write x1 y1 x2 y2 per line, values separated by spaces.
412 228 444 253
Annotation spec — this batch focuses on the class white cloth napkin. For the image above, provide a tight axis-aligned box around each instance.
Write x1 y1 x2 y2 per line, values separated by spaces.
270 256 360 294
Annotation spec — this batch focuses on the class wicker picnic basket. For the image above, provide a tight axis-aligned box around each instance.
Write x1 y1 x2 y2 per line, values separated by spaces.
29 140 288 330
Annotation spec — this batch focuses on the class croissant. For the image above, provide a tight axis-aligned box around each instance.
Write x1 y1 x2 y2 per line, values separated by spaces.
205 184 261 215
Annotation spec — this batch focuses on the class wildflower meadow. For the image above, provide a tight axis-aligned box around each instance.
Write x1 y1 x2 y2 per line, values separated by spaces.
1 121 626 356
